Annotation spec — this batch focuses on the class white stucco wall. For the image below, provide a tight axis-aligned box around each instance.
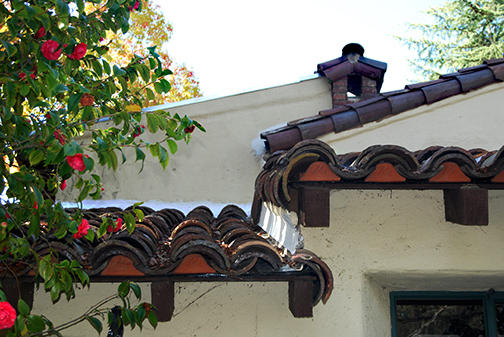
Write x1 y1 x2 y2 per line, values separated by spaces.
46 78 504 336
320 81 504 154
33 189 504 336
61 76 332 205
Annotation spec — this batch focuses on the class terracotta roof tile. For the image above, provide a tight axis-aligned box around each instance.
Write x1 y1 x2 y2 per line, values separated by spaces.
2 204 333 307
255 140 504 209
262 59 504 153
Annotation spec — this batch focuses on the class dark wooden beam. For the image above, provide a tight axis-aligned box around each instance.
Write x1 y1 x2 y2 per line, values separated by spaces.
299 187 330 227
3 278 34 311
444 186 488 225
151 281 174 322
289 280 313 318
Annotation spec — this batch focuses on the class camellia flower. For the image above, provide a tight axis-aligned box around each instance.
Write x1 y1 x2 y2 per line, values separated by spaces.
67 43 87 60
0 301 16 330
60 180 67 191
108 218 122 233
79 93 95 107
129 1 140 11
54 130 66 145
133 125 145 138
41 40 62 60
34 26 46 39
73 219 90 239
66 153 86 172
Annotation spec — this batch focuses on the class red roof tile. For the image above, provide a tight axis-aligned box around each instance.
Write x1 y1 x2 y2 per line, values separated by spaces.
2 204 333 307
254 140 504 209
262 58 504 153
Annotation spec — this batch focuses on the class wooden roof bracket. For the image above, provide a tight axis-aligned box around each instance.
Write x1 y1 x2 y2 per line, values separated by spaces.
443 185 488 226
294 183 490 227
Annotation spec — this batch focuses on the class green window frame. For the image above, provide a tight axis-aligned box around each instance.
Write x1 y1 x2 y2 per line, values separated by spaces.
390 290 504 337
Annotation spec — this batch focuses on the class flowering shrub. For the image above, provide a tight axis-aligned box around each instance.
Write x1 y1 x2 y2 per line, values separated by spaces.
0 0 204 335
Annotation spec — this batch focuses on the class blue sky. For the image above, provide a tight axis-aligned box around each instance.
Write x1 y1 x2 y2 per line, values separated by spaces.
158 0 446 97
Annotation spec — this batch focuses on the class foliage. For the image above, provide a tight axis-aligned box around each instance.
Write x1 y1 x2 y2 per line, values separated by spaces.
0 281 154 336
104 0 202 105
0 0 204 335
397 0 504 80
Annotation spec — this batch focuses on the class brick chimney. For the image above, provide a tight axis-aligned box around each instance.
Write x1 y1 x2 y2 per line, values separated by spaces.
317 43 387 108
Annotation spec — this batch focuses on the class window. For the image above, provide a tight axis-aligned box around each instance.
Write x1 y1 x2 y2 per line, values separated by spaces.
391 290 504 337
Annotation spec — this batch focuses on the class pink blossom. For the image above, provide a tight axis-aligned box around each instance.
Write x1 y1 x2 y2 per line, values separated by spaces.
133 125 145 138
108 218 123 233
41 40 62 60
66 153 86 171
60 180 67 191
73 219 90 239
0 302 16 330
34 26 46 39
67 43 87 60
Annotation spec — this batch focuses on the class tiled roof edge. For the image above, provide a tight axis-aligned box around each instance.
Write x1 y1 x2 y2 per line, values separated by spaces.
261 59 504 153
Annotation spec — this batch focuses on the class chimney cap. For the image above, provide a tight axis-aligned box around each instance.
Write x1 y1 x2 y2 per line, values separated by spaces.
342 43 365 56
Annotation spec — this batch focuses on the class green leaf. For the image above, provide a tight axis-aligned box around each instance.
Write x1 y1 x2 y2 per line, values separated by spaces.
158 146 168 170
68 93 82 113
153 81 163 94
132 208 144 222
147 311 158 328
166 139 178 155
27 315 46 332
52 83 69 95
137 64 150 83
124 213 136 234
113 65 126 77
18 299 30 315
28 149 45 166
87 316 102 334
130 283 141 300
146 113 160 133
0 40 17 57
103 60 111 75
148 143 159 158
146 88 155 101
118 281 130 298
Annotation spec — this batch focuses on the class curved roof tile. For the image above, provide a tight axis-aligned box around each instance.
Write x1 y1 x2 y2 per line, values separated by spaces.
262 58 504 153
255 140 504 209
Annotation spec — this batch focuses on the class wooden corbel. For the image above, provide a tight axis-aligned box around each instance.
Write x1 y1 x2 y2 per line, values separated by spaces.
443 185 488 225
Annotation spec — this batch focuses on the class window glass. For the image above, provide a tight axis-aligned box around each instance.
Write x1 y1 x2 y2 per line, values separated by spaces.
395 299 485 337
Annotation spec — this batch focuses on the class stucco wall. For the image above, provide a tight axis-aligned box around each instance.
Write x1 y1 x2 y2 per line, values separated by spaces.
319 81 504 153
47 78 504 336
33 189 504 336
61 77 332 205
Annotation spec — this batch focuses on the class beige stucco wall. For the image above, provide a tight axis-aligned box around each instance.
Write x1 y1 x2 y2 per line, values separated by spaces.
61 76 332 204
46 79 504 336
320 81 504 153
34 189 504 336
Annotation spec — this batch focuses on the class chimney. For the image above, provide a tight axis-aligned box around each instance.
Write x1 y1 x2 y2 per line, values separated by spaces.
317 43 387 108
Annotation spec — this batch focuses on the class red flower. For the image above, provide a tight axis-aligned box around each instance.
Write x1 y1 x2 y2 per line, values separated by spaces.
66 153 86 172
129 1 140 11
60 180 67 191
34 26 46 39
73 219 90 239
0 301 16 330
67 43 87 60
41 40 62 60
107 218 122 233
184 125 196 133
33 201 38 209
54 130 66 145
133 125 145 138
79 93 95 107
